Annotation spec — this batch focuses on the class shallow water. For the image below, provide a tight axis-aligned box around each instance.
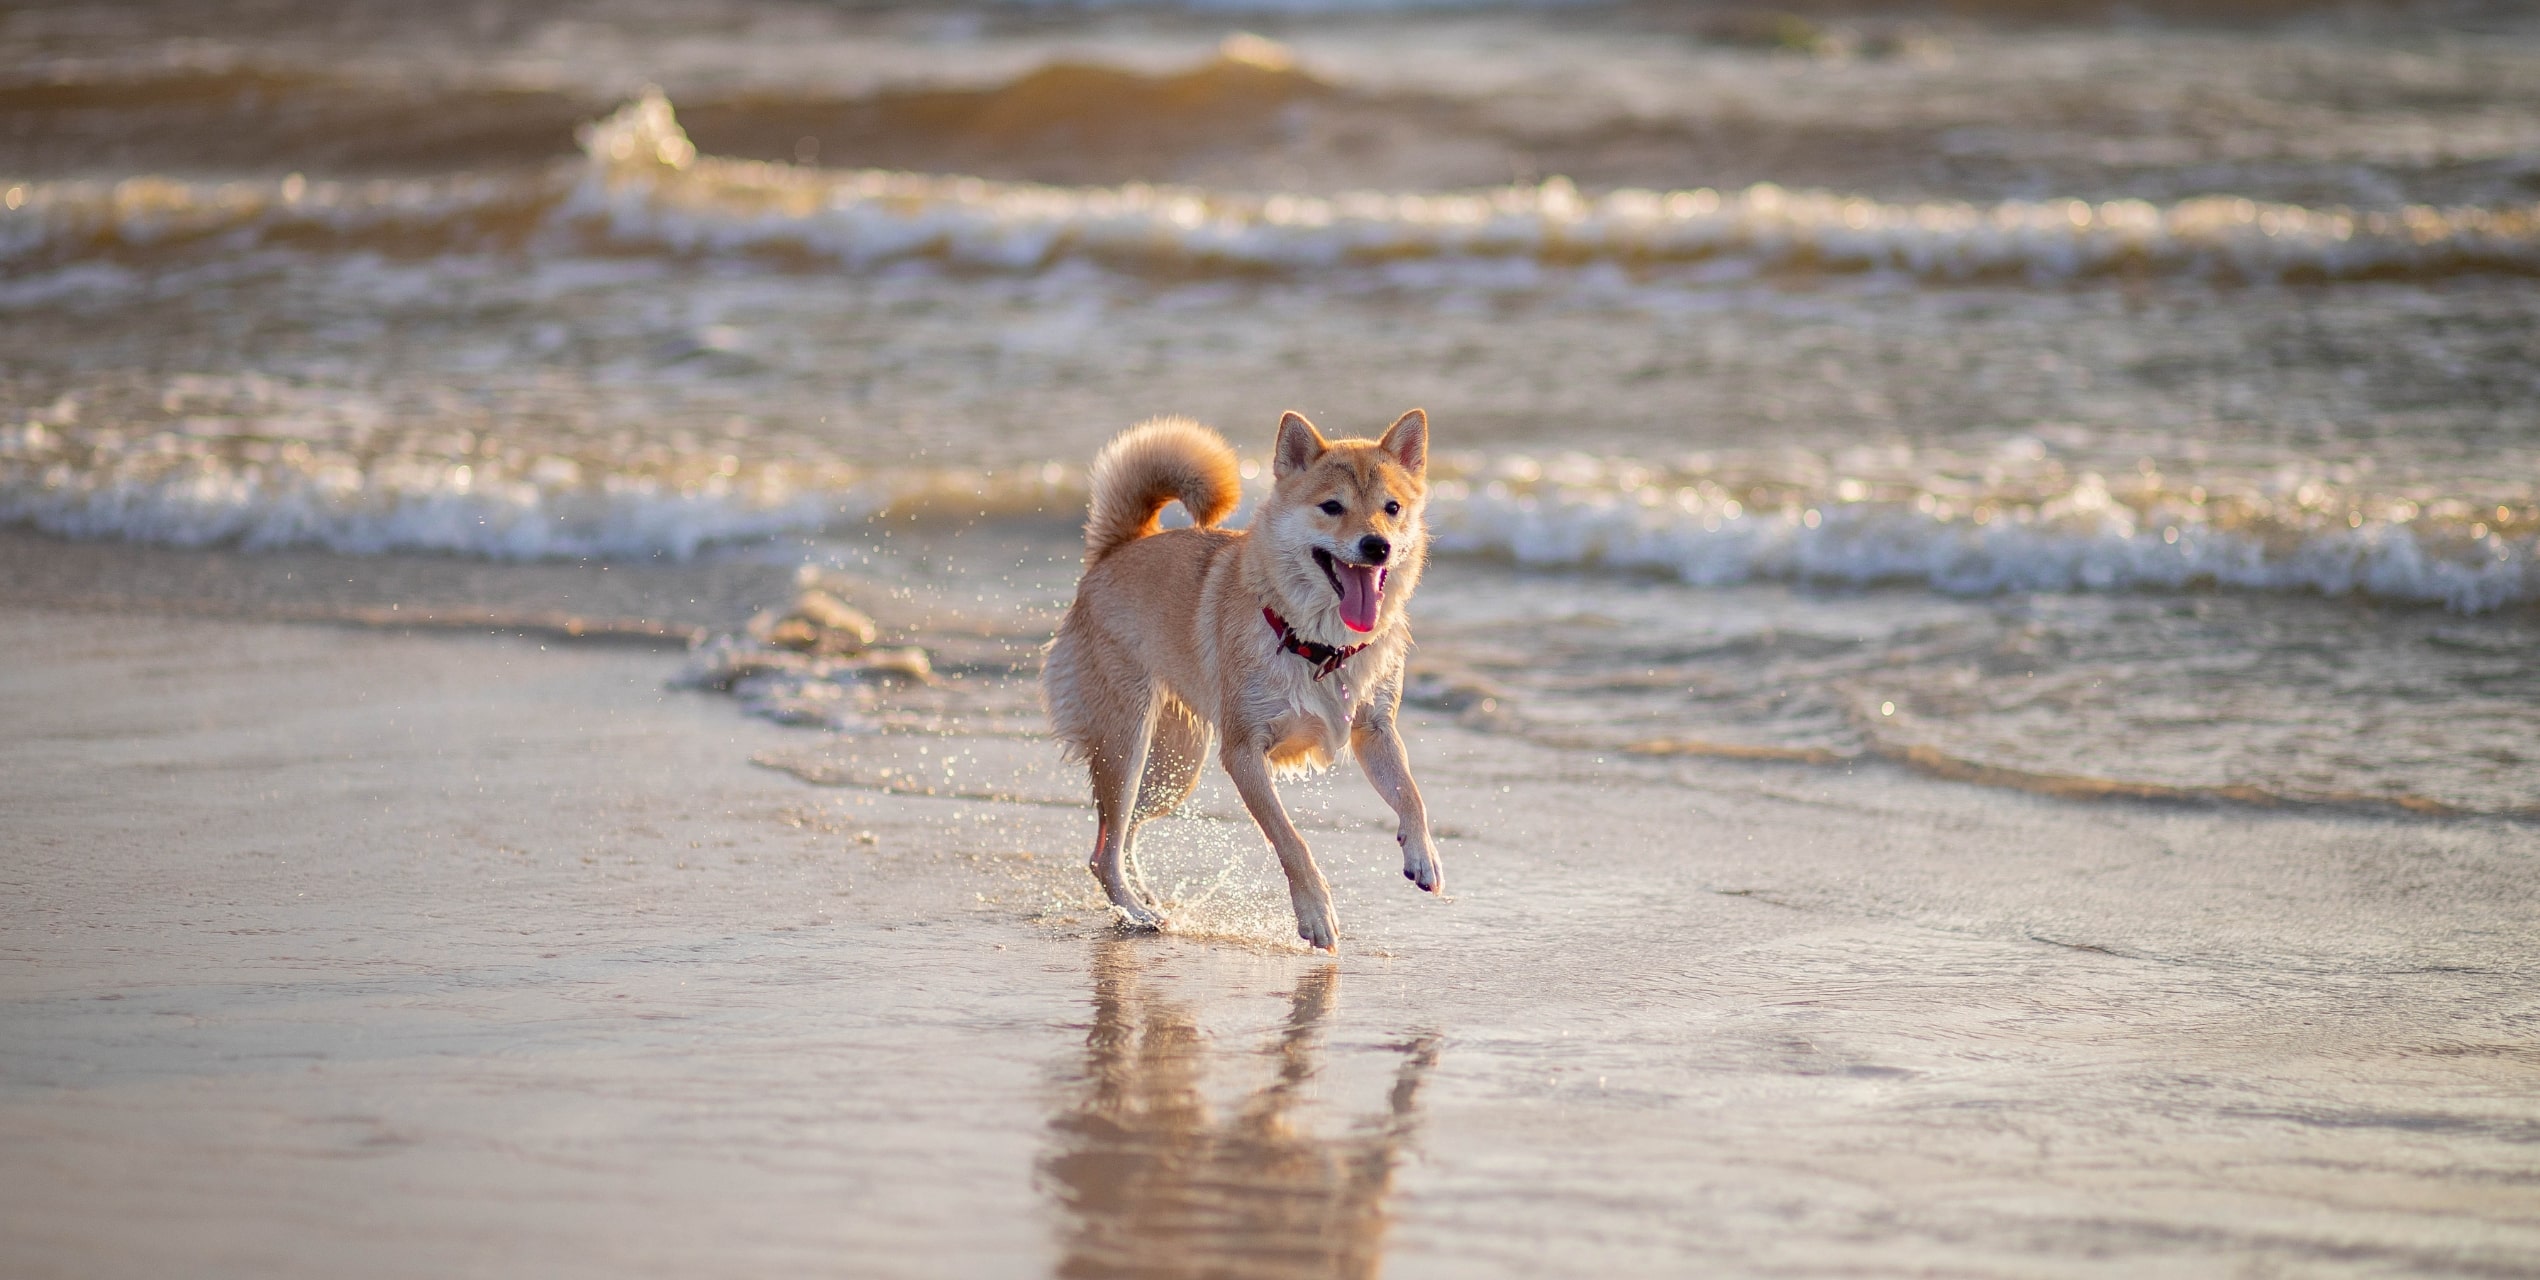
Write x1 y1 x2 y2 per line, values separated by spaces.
6 13 2539 816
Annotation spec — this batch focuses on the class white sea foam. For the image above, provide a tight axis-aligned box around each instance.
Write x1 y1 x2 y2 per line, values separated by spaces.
1424 465 2534 614
0 414 861 561
7 400 2528 611
0 374 1114 562
557 92 2540 281
0 170 559 265
3 92 2534 282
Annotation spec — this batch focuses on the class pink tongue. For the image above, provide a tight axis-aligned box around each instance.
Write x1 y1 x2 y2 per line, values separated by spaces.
1336 564 1384 633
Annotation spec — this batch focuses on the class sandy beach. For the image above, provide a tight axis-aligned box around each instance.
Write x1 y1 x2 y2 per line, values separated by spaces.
6 594 2537 1277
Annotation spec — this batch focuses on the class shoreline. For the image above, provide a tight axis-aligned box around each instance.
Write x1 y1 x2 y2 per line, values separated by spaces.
9 524 2531 826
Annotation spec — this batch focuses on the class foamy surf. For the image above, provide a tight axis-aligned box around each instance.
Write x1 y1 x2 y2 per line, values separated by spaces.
1426 462 2536 614
560 92 2540 282
4 91 2537 283
0 170 566 266
0 411 860 560
6 398 2529 613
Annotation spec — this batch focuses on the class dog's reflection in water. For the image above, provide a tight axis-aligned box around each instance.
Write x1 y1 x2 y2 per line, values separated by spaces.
1040 941 1442 1280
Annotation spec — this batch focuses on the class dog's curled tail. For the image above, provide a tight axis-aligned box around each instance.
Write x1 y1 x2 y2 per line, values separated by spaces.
1082 417 1241 564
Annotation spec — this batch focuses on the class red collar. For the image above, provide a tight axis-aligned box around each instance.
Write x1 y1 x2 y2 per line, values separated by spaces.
1263 607 1366 681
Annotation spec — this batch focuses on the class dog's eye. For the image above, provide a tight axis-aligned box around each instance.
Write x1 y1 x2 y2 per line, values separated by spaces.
1318 500 1344 516
1384 500 1402 516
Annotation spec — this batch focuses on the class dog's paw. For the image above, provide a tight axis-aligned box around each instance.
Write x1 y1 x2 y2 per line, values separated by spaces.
1397 828 1443 895
1110 899 1166 933
1292 894 1339 953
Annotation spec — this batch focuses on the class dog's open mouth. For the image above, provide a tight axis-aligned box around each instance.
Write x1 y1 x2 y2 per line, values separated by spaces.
1312 548 1388 634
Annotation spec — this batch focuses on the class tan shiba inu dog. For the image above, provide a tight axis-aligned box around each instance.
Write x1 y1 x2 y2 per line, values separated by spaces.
1044 409 1442 952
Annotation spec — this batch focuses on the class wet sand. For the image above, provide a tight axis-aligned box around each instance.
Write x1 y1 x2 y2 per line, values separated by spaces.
5 603 2538 1277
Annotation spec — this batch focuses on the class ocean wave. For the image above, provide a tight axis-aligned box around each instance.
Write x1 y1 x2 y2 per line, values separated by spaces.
4 403 2531 612
565 93 2540 281
1425 462 2534 614
3 89 2536 283
0 38 1327 182
0 388 1100 560
0 169 566 264
0 411 861 560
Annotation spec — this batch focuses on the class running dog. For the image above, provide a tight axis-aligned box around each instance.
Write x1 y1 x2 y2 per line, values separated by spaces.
1044 409 1442 951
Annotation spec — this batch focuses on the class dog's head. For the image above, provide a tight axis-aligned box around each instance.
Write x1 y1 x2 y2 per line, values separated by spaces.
1260 408 1429 636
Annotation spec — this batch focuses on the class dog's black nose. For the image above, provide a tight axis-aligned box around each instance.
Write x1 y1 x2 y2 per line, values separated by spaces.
1358 534 1391 564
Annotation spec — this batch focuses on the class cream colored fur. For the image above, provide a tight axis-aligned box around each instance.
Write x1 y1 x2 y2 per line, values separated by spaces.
1044 409 1442 951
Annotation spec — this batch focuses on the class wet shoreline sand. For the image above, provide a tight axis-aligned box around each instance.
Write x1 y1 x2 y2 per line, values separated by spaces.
5 598 2537 1277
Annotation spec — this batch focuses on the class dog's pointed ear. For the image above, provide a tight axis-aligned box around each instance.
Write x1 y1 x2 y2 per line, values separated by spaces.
1378 408 1428 475
1273 411 1327 480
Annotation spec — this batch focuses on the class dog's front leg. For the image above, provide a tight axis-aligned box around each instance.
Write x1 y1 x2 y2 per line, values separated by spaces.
1353 708 1441 894
1220 745 1339 952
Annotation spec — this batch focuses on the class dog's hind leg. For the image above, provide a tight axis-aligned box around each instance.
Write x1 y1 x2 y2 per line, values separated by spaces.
1134 697 1211 823
1086 685 1164 931
1125 697 1212 904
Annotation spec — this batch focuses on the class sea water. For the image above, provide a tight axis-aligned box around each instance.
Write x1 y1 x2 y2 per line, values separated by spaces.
2 4 2535 812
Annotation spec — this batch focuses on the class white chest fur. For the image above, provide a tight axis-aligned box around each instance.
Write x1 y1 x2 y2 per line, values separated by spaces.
1248 624 1406 774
